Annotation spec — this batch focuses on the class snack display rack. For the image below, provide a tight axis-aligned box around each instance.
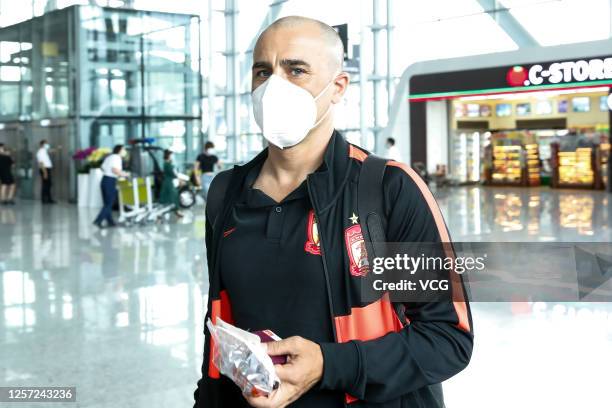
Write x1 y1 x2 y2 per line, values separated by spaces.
557 148 594 187
600 143 610 188
525 143 541 186
491 145 522 185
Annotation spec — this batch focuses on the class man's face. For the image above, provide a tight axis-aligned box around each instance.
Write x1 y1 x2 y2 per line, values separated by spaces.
252 24 345 122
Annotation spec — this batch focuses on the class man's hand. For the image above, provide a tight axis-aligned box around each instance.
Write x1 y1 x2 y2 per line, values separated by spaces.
245 336 324 408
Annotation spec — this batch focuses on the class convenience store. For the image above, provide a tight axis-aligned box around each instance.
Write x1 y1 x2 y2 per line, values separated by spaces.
406 44 612 191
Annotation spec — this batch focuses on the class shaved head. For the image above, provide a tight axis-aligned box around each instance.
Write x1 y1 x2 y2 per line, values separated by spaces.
257 16 344 72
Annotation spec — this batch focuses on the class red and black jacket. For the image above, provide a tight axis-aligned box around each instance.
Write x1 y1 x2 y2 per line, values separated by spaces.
194 131 473 407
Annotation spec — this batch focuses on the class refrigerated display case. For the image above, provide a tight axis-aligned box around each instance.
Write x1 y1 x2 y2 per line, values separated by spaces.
451 131 481 183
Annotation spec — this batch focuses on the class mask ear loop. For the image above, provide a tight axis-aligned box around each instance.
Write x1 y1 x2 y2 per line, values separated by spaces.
311 73 341 129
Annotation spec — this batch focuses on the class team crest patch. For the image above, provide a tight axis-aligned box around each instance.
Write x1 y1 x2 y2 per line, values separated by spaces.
304 209 321 255
345 224 370 277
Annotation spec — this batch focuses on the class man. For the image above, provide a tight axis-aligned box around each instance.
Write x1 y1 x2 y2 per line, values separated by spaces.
93 145 129 228
0 144 16 205
36 139 54 204
194 16 472 408
384 137 401 162
194 141 220 199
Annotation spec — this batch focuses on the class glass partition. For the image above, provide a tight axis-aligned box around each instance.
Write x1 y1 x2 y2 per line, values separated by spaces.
0 8 72 121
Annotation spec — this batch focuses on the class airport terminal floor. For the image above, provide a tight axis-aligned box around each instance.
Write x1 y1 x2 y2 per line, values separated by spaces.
1 186 612 407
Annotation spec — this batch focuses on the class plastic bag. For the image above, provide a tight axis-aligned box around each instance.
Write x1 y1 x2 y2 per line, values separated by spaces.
206 318 281 397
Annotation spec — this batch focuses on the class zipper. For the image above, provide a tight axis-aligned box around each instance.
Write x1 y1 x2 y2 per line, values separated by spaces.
307 177 338 343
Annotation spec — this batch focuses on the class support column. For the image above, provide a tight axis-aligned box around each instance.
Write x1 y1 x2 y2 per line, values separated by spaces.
224 0 240 162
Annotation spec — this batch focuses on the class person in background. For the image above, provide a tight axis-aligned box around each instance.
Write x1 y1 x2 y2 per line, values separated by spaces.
94 145 129 228
385 137 402 162
0 144 16 205
194 141 219 199
159 149 183 218
36 139 55 204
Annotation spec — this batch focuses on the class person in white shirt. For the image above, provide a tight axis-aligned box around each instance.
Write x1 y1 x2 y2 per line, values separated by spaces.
36 139 54 204
93 145 129 228
385 137 402 162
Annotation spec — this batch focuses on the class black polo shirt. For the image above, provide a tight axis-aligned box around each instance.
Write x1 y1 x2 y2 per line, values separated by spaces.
219 161 342 407
197 153 218 172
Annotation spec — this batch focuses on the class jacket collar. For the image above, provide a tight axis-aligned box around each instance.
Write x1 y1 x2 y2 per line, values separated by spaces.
231 129 352 212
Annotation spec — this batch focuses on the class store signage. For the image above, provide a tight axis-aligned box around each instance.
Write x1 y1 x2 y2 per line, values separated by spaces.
509 58 612 87
410 55 612 101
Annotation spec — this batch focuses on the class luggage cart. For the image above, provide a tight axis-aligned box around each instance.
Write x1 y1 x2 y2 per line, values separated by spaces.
117 176 154 226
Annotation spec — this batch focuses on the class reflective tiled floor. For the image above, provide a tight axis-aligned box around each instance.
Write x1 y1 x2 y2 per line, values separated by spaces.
0 186 611 407
0 204 207 407
436 185 612 242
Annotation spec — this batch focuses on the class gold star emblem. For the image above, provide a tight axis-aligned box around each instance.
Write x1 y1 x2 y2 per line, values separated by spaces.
349 212 359 224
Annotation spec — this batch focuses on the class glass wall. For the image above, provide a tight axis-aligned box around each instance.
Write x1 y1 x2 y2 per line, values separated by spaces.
0 5 201 201
0 8 72 122
76 6 202 169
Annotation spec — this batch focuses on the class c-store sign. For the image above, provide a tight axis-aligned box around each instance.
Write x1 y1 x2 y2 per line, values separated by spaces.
509 58 612 87
409 56 612 101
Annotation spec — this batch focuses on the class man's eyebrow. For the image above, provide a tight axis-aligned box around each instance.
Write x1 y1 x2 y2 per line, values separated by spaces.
252 61 272 70
279 58 311 68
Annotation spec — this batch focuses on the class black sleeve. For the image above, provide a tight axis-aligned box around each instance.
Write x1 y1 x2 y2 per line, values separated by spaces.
318 165 473 403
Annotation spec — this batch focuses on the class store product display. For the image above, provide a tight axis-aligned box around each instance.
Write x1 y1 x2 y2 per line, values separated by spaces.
492 145 522 185
206 318 281 397
452 132 482 183
525 143 541 186
600 142 609 187
558 148 594 186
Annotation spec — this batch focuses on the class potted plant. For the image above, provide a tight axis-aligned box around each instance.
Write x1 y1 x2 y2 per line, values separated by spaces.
86 147 111 208
72 147 96 207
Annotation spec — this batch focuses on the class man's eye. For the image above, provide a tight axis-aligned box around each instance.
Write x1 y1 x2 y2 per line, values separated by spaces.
256 70 270 78
291 68 306 76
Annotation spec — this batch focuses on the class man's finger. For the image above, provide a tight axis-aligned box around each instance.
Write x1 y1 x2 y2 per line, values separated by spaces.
274 364 298 383
266 336 301 356
245 386 285 407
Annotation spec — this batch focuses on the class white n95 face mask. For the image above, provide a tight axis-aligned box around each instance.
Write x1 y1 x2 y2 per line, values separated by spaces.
251 74 335 149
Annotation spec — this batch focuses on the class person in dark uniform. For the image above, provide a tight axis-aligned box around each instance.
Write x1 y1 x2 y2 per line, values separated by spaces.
0 144 16 205
194 16 472 408
194 141 219 199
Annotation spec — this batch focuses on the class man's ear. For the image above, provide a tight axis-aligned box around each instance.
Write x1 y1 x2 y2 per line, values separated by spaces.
331 72 350 104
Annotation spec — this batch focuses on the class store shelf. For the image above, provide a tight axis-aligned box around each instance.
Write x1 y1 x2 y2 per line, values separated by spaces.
492 145 522 185
601 143 609 189
525 143 541 186
558 148 594 187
